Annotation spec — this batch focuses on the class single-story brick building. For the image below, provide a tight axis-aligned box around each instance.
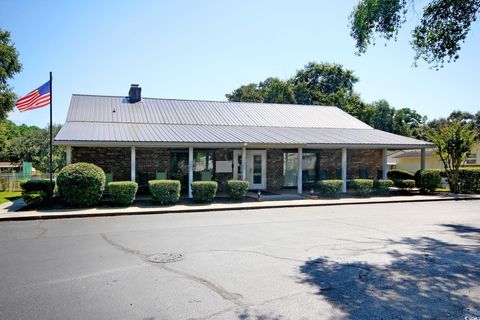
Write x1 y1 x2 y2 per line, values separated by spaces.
55 84 433 196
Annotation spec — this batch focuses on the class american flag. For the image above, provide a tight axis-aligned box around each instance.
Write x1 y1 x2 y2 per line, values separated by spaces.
15 80 51 112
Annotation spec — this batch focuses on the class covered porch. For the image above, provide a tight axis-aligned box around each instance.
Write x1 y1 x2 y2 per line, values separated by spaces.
65 143 429 198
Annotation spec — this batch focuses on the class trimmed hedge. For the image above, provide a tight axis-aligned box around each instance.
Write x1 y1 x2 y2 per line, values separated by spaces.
191 181 218 203
226 180 249 200
20 179 55 206
394 179 416 189
316 180 343 195
57 162 106 207
459 168 480 193
415 169 441 193
148 180 181 205
387 169 415 180
351 179 373 196
20 179 55 193
373 179 394 195
109 181 138 205
22 191 48 206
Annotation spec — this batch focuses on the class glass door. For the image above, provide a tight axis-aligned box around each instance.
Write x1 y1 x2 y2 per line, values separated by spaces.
247 150 266 190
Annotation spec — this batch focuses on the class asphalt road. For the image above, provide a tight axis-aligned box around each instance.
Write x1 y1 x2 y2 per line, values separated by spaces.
0 201 479 320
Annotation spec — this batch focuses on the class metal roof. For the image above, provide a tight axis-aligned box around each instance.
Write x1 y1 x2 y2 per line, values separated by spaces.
0 162 21 168
64 94 373 128
55 94 433 148
393 150 435 158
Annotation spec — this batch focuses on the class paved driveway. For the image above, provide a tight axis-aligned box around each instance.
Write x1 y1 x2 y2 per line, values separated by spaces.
0 201 479 319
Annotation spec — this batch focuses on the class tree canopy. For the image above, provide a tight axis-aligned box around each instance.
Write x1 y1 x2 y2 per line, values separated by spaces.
0 120 65 173
349 0 480 69
0 29 22 121
226 62 427 138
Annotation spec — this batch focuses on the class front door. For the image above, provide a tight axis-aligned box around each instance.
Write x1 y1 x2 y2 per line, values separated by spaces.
233 150 267 190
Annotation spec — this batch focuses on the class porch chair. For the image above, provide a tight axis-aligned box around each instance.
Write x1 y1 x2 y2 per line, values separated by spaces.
104 172 113 195
156 171 167 180
200 170 213 181
318 170 327 180
105 172 113 185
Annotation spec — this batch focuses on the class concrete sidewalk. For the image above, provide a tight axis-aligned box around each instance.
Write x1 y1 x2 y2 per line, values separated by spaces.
1 193 479 221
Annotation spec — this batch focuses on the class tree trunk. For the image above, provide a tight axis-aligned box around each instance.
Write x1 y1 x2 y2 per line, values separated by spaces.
446 170 459 194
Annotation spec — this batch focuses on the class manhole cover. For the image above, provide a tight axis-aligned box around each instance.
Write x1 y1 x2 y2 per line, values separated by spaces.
147 253 184 263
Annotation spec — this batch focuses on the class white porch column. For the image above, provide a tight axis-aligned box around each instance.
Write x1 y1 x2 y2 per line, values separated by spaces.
188 147 194 198
420 148 426 170
382 148 388 180
342 148 347 193
297 147 303 194
242 145 247 181
66 146 72 165
130 146 136 182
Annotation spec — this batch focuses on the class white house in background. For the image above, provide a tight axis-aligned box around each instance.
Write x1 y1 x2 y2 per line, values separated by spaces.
389 142 480 173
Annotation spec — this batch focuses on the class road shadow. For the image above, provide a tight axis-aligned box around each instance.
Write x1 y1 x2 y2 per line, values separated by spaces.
441 224 480 242
236 310 283 320
298 225 480 319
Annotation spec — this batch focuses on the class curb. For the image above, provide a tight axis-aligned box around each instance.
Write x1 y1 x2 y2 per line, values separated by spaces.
0 196 479 222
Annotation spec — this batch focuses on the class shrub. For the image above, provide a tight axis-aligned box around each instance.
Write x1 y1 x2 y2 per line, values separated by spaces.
148 180 181 205
109 181 138 205
20 179 55 193
57 162 106 207
373 179 394 195
394 179 416 190
0 179 4 192
20 179 55 206
22 192 48 206
316 180 343 195
387 169 414 180
191 181 218 203
459 168 480 194
351 179 373 196
226 180 249 200
415 169 441 193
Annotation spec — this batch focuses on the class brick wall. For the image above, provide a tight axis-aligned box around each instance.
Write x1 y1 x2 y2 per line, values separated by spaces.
318 149 342 179
267 149 284 190
347 149 383 179
136 148 170 181
72 147 131 181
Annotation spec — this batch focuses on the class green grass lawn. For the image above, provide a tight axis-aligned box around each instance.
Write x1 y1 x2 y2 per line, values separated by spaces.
0 191 22 204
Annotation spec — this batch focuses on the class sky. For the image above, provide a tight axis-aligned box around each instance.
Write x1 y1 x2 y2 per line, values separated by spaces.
2 0 480 128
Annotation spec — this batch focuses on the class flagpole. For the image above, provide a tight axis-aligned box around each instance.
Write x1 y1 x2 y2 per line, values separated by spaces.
49 72 53 202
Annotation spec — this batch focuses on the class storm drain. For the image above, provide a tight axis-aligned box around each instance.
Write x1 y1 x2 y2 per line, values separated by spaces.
147 253 184 263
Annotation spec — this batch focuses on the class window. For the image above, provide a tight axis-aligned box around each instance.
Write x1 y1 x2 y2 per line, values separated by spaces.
283 152 298 187
466 153 477 165
170 150 189 190
194 151 214 172
302 153 317 184
194 151 214 181
253 154 262 184
282 152 319 187
170 151 188 178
